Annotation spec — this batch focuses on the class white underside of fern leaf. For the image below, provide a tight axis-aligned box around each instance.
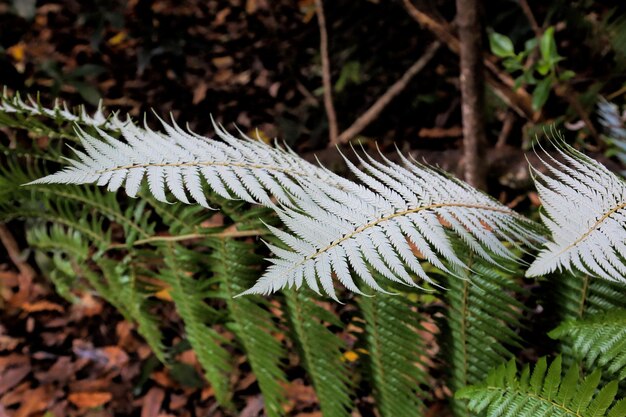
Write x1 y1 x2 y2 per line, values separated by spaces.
1 89 111 127
243 151 544 299
526 142 626 283
27 115 341 209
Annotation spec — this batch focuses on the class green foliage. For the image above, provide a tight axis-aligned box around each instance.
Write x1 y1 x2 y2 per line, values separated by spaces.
358 291 429 417
489 27 574 110
208 237 288 417
550 310 626 380
284 289 353 417
441 254 526 416
551 272 626 321
458 356 626 417
159 244 235 406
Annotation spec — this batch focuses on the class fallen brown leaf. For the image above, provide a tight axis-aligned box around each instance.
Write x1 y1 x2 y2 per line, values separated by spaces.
0 365 30 396
14 386 51 417
141 387 165 417
68 391 112 408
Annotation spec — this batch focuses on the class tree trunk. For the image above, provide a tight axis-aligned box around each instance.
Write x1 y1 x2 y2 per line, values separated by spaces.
456 0 488 190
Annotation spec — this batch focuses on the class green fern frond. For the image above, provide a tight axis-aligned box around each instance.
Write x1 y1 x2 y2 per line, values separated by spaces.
358 291 429 417
550 309 626 380
209 237 288 417
441 253 526 416
551 272 626 321
284 289 353 417
457 356 626 417
96 257 167 363
27 224 89 301
159 243 235 408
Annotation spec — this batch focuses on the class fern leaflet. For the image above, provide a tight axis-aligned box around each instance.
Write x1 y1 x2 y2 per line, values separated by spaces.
28 116 341 208
441 253 526 416
284 289 353 417
458 356 626 417
159 244 235 407
527 142 626 283
208 237 288 417
245 150 543 299
550 309 626 380
358 291 429 416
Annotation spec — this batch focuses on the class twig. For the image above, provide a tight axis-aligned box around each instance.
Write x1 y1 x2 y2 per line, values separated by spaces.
0 224 35 280
496 111 516 149
403 0 537 121
315 0 339 147
518 0 542 38
337 41 441 144
456 0 488 190
402 0 459 53
106 229 266 251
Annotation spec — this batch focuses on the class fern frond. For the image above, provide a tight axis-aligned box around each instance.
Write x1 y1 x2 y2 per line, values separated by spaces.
96 257 167 363
457 356 626 417
549 271 626 321
0 89 111 128
598 99 626 143
550 309 626 380
28 116 339 209
284 289 353 417
209 237 288 417
442 253 526 416
27 224 89 301
159 243 235 407
244 150 543 298
527 141 626 283
358 291 429 416
598 99 626 175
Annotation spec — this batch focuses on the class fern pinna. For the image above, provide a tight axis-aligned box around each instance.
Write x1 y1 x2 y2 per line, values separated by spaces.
3 92 626 416
440 253 526 416
358 290 431 416
458 356 626 417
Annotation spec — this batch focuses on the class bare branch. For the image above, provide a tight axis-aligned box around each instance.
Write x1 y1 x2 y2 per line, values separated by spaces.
315 0 339 147
337 41 441 144
403 0 537 122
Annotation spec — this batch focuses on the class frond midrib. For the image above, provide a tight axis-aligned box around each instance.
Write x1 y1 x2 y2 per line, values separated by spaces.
96 160 306 177
285 202 516 272
555 202 626 257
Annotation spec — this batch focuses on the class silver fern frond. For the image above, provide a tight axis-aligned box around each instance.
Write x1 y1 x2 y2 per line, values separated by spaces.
1 88 112 127
527 141 626 283
244 151 544 299
27 115 340 209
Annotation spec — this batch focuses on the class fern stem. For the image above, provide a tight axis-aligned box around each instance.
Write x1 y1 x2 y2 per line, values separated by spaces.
105 229 265 250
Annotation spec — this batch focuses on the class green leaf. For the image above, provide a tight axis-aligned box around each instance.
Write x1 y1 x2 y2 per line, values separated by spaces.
458 356 624 417
489 32 515 58
540 27 557 62
559 70 576 81
359 291 430 417
532 77 552 110
334 61 361 93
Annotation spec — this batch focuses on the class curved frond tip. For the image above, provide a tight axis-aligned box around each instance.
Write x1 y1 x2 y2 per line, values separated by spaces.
527 141 626 283
243 150 544 299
